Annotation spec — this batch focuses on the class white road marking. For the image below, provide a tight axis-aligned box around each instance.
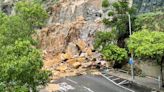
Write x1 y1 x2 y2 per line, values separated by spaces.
112 78 120 81
58 82 75 92
118 80 128 85
108 76 115 78
66 78 78 84
101 74 135 92
83 86 95 92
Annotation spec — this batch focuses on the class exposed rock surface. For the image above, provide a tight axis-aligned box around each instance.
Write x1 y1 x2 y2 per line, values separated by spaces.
48 0 102 24
38 0 105 80
133 0 164 13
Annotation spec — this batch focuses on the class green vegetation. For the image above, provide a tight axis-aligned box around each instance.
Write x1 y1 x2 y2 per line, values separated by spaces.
0 12 7 25
102 44 128 63
94 31 127 65
0 1 51 91
15 1 48 28
127 30 164 86
95 0 135 67
102 0 109 8
0 40 50 92
99 0 164 74
0 16 33 45
102 0 136 48
94 31 116 50
135 12 164 32
127 30 164 60
33 0 59 4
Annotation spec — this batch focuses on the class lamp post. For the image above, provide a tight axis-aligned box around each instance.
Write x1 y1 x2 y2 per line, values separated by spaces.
109 13 134 80
128 14 134 80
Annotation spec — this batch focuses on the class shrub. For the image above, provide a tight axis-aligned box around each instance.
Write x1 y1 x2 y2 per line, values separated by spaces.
108 11 114 16
102 0 109 8
102 44 128 63
94 31 116 50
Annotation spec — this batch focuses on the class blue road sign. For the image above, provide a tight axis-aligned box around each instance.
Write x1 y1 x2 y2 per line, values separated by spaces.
129 58 133 65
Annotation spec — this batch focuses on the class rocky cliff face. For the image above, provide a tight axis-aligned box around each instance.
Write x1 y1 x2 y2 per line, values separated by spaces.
47 0 102 24
38 0 105 79
133 0 164 13
39 0 103 57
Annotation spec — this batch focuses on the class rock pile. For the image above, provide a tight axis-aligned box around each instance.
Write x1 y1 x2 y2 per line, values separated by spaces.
39 16 106 79
37 0 107 79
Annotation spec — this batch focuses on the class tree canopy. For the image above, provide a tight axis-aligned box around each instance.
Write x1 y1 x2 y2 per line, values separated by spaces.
102 0 136 48
135 12 164 32
0 1 50 91
15 1 48 28
127 30 164 59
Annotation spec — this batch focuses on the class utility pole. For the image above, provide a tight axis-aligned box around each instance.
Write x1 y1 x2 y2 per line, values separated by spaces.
128 14 134 80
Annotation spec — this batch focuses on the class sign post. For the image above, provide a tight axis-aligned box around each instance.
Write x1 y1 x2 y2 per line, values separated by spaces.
129 58 134 80
128 14 134 80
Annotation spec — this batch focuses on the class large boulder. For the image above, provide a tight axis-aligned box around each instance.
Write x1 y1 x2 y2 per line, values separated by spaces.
66 42 79 57
73 62 81 69
56 64 68 72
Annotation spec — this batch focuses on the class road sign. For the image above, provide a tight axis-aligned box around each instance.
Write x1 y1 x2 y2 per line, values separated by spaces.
129 58 133 65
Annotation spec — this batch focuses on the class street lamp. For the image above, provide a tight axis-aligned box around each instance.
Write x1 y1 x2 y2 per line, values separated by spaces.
128 14 134 80
108 13 135 80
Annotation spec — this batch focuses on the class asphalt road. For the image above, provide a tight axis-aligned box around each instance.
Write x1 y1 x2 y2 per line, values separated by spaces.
52 75 132 92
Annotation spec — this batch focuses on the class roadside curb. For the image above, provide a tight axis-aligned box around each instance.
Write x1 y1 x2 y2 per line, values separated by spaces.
100 69 162 92
108 71 162 92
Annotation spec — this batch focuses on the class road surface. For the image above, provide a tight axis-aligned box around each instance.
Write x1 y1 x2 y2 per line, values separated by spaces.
50 75 132 92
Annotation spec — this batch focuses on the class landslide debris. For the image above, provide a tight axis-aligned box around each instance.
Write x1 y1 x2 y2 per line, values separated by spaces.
36 0 107 82
39 16 106 80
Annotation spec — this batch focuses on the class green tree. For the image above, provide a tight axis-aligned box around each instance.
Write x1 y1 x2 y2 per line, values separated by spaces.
0 12 7 25
0 1 51 91
15 1 48 28
0 16 33 46
127 30 164 86
135 12 164 32
102 0 136 47
94 31 117 50
0 40 50 92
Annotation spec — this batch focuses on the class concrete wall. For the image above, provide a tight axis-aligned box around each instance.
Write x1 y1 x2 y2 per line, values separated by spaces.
136 60 164 78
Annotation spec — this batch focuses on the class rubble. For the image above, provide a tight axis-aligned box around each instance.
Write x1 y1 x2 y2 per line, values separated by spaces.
56 64 68 72
72 62 81 69
38 0 105 80
39 84 60 92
